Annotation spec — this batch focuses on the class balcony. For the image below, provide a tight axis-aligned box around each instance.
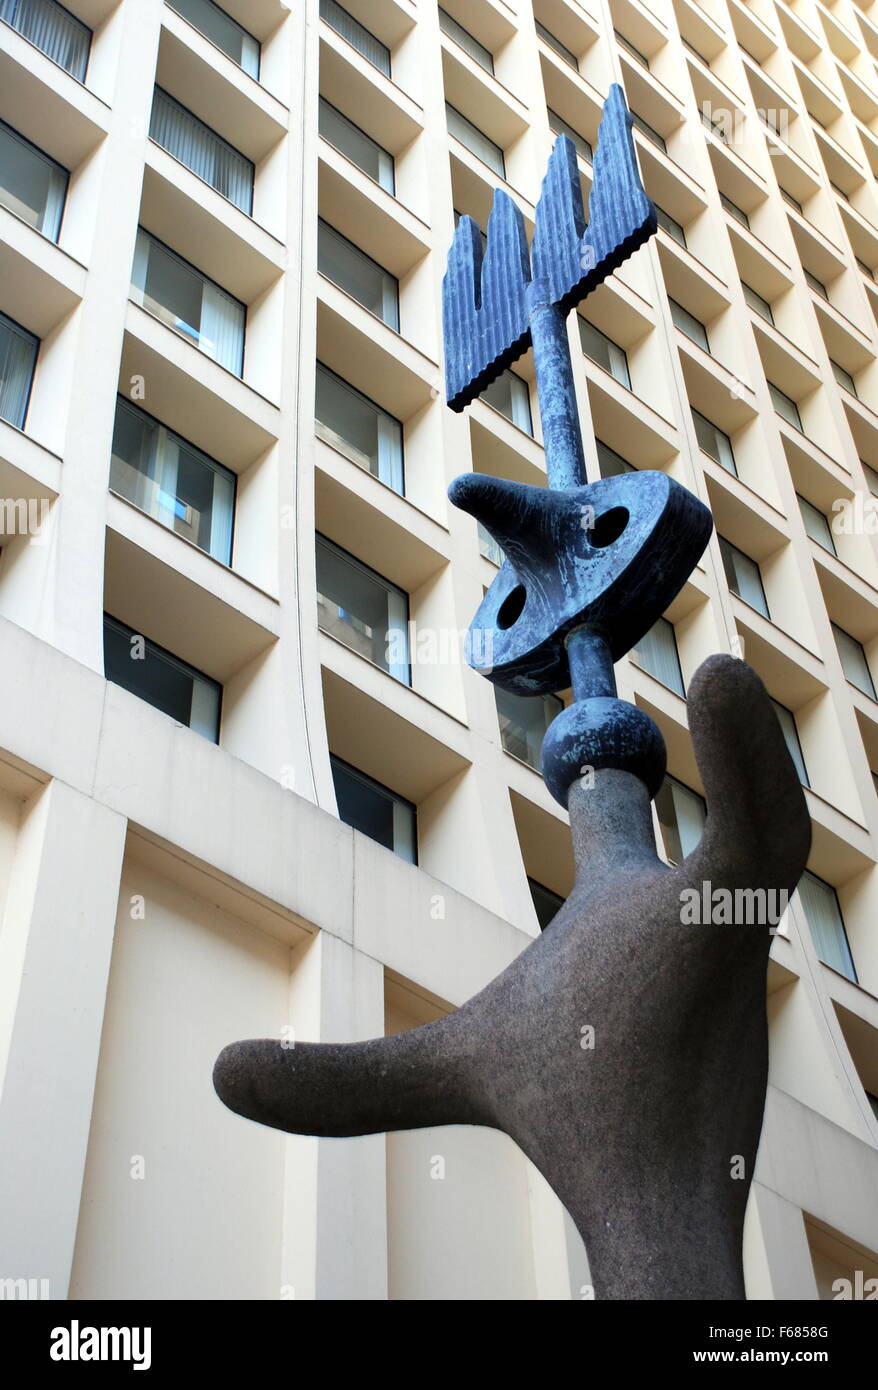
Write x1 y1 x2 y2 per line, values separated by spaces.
1 0 90 82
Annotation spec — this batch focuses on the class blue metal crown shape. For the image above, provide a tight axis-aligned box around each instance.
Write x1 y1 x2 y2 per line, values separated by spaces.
444 84 656 413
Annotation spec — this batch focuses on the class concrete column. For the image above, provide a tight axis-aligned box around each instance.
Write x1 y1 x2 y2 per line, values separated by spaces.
0 779 126 1298
280 931 387 1300
746 1183 819 1301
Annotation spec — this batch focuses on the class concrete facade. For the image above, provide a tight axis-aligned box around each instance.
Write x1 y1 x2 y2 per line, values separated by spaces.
0 0 876 1299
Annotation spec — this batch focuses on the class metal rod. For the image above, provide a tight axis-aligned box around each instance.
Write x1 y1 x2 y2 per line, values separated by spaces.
527 278 588 491
565 626 617 701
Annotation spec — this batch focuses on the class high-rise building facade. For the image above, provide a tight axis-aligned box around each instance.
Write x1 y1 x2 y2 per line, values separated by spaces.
0 0 876 1300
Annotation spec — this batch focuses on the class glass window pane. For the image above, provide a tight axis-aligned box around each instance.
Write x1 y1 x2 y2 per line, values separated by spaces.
0 309 38 428
103 614 221 742
655 776 706 864
804 269 828 299
496 687 562 770
1 0 91 80
630 110 666 151
318 99 395 194
110 397 235 564
331 756 416 862
769 381 802 430
670 297 709 351
831 360 857 396
446 103 505 177
319 0 390 76
596 439 635 478
547 108 592 162
168 0 260 77
770 698 809 786
720 192 750 228
528 877 564 931
615 28 649 67
0 119 67 240
535 20 578 69
150 87 253 214
439 8 493 72
316 534 410 682
579 318 631 389
317 219 399 330
691 408 736 474
719 536 769 618
482 369 533 434
797 870 857 982
631 617 684 696
655 204 686 246
832 622 876 699
742 282 773 323
131 229 245 375
315 362 403 492
797 494 836 555
478 522 504 566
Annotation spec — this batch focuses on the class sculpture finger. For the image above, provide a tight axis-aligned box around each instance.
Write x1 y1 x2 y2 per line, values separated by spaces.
213 1018 486 1139
684 653 811 890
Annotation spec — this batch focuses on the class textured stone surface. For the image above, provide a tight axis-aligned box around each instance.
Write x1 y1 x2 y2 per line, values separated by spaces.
214 656 811 1300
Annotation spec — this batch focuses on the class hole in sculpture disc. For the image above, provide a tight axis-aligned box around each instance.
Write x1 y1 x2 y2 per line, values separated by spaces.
497 585 526 629
588 506 629 548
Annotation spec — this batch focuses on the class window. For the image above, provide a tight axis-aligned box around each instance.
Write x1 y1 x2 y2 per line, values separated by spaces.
655 776 706 864
856 256 875 282
131 229 246 375
670 297 709 351
103 614 221 742
478 522 504 566
316 534 410 683
535 20 578 69
797 870 857 982
110 397 235 564
0 310 38 429
579 318 631 389
1 0 90 80
781 188 803 214
319 99 394 195
832 621 876 699
701 111 727 145
630 110 667 152
596 439 635 478
682 36 708 64
446 103 505 177
742 282 774 324
482 368 533 434
863 462 878 498
315 362 404 493
317 219 399 330
769 381 803 431
529 877 564 931
804 269 828 300
831 360 857 397
495 687 562 770
0 119 67 241
319 0 390 77
614 28 649 67
331 755 416 863
719 536 769 618
548 108 592 163
631 616 684 696
692 408 736 475
797 494 836 555
720 192 749 229
655 204 686 247
829 179 849 203
150 88 254 214
770 698 808 786
167 0 259 77
439 8 493 72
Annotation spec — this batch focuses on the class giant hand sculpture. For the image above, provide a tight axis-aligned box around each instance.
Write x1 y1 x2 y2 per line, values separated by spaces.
213 86 811 1299
214 657 809 1299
